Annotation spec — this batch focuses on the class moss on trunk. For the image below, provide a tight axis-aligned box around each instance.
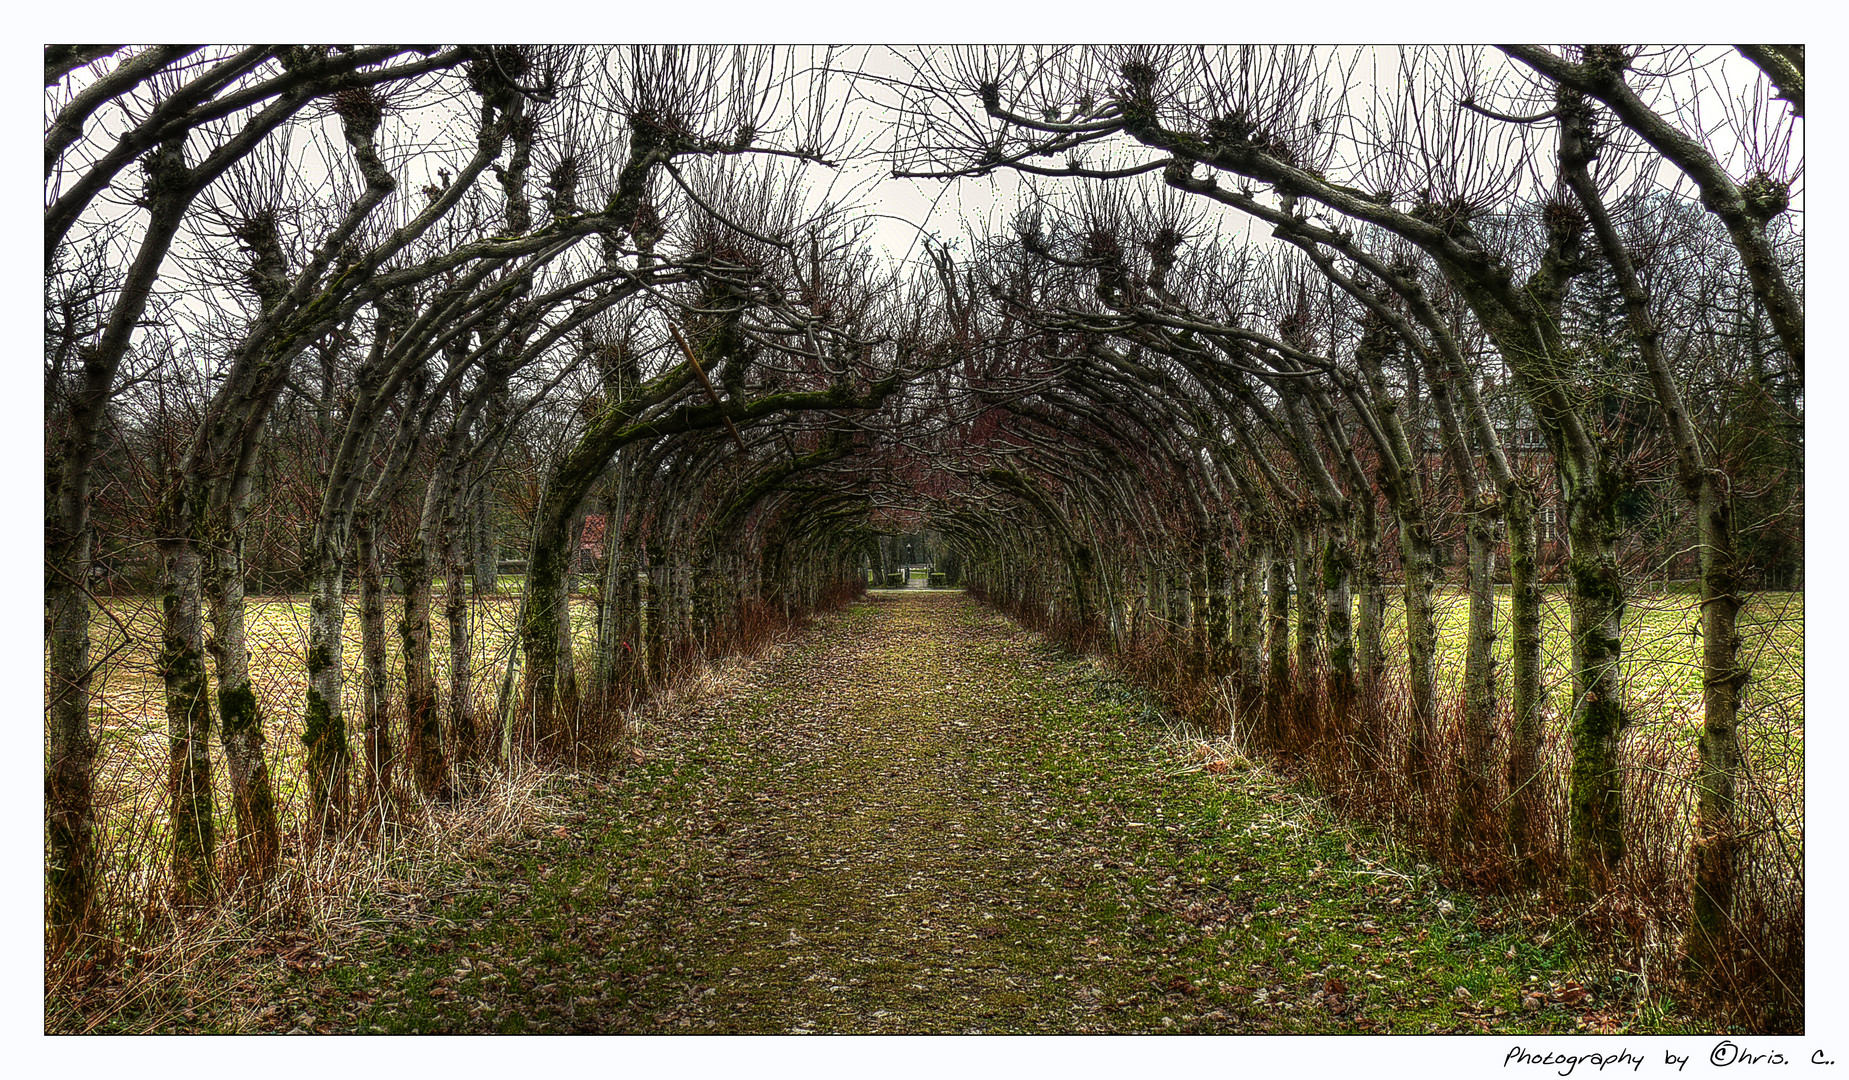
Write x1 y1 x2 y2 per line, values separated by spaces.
1684 474 1746 976
1264 550 1291 748
1563 470 1629 900
1503 485 1546 879
1320 530 1355 731
163 635 215 904
1451 508 1499 856
400 550 448 800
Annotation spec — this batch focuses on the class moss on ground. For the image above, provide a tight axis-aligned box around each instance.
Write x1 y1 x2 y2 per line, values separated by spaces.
184 591 1701 1034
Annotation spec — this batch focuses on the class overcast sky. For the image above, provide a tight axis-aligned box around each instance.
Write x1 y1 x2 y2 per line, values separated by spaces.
786 45 1794 283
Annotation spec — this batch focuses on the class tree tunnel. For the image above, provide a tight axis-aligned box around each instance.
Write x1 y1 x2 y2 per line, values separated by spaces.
48 47 1800 996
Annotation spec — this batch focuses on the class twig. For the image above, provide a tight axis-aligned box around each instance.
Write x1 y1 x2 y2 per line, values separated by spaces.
667 323 747 453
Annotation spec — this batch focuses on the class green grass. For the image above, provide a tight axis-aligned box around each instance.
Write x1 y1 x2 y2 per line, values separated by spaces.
1363 587 1804 815
1350 587 1805 724
67 581 1804 865
72 589 599 869
213 592 1701 1033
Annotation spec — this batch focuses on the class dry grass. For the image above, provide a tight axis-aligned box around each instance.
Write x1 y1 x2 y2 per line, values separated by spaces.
46 764 564 1034
967 581 1805 1032
176 591 1680 1035
46 578 857 1033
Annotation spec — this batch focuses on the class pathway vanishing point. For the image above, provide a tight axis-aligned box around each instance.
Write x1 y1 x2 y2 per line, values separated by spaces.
242 591 1600 1034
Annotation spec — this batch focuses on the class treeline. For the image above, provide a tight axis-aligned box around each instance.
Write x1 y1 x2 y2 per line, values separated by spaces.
884 46 1801 1026
46 45 1802 1028
46 46 940 961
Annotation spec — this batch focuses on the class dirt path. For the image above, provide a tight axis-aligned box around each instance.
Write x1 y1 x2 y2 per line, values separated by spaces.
238 591 1625 1034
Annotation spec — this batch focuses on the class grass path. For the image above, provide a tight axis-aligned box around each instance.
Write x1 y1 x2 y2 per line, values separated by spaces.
220 591 1687 1034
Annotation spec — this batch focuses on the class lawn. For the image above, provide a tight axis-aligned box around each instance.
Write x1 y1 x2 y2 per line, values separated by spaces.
1372 586 1804 832
64 581 1803 891
71 587 603 870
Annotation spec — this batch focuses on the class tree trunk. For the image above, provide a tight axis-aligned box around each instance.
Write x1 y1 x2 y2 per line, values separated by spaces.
621 537 645 690
1355 504 1387 765
159 536 215 904
205 500 281 877
519 496 582 753
1293 524 1322 708
1236 540 1266 739
644 557 666 691
592 487 627 701
1321 525 1356 732
399 544 447 800
674 556 695 665
1503 483 1547 877
471 480 497 595
1684 472 1745 973
1183 564 1205 684
1265 544 1291 747
1452 503 1499 854
356 512 393 815
303 542 352 837
1398 508 1439 793
47 520 100 941
650 559 672 685
1204 541 1232 681
1562 464 1628 899
443 500 476 774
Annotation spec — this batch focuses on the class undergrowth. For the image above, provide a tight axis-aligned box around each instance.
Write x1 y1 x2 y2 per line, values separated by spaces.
969 584 1803 1033
114 591 1708 1034
45 583 857 1034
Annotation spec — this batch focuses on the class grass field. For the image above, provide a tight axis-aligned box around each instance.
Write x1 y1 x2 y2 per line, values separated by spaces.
1411 587 1804 729
80 592 1716 1034
1390 588 1804 814
71 588 604 882
63 581 1803 899
52 580 1804 1033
